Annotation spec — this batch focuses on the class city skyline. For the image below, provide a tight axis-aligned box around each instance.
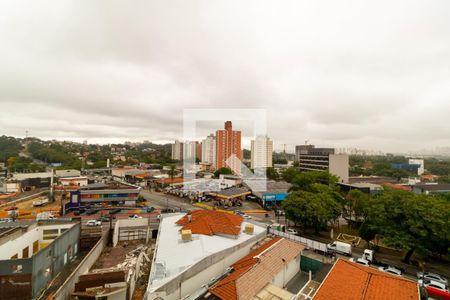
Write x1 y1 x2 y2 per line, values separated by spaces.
1 1 450 153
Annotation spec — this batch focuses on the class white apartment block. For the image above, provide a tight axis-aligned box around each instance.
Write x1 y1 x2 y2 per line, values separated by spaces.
171 140 183 161
201 134 216 166
251 136 273 169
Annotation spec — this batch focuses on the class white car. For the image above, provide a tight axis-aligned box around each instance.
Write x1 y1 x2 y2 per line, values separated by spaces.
287 228 299 235
129 214 143 219
418 279 449 293
417 272 448 285
242 214 252 220
349 257 370 266
86 220 101 226
378 266 402 276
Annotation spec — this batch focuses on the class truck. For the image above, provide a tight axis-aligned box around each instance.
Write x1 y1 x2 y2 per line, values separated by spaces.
33 197 49 207
326 241 352 256
36 212 56 221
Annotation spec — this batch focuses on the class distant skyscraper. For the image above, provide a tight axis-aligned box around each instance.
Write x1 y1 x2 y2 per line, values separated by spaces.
216 121 242 174
171 140 183 161
201 134 216 166
251 136 273 169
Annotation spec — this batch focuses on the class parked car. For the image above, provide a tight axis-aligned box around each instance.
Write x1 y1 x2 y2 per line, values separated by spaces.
242 214 252 220
0 218 12 223
417 272 448 285
235 210 244 216
327 241 352 256
378 266 402 276
97 216 110 222
86 220 101 226
349 257 370 266
287 228 299 235
418 279 449 293
129 214 143 219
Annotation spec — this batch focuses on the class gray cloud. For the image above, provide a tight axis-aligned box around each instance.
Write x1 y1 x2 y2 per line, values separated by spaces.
1 0 449 152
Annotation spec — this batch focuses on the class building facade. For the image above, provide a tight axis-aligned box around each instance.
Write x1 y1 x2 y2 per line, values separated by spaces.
408 158 425 175
250 136 273 169
295 145 349 183
216 121 242 174
171 140 184 161
201 134 216 167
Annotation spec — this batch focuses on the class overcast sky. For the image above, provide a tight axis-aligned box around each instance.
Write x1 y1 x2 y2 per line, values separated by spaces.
1 1 449 153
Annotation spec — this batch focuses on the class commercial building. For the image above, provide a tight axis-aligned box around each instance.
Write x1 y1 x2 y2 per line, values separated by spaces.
337 182 383 195
202 134 217 167
171 140 184 161
409 158 425 175
146 211 266 300
250 136 273 169
209 237 304 300
313 259 419 300
249 180 292 207
0 221 80 299
216 121 242 174
295 145 349 183
412 183 450 195
65 182 141 212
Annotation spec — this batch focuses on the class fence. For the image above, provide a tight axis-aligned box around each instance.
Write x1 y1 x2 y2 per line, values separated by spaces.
269 228 328 253
51 230 109 300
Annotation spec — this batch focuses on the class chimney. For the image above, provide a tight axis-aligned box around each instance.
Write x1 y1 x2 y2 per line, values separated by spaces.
181 229 192 242
225 121 232 131
244 224 254 235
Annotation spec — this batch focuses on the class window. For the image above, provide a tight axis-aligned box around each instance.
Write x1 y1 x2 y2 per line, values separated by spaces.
12 264 23 273
11 253 18 260
33 240 39 254
22 247 29 259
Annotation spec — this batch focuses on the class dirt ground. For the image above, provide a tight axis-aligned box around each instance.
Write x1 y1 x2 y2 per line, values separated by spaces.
92 240 142 269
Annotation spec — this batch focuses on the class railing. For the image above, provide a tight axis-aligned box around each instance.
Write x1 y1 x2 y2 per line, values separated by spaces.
269 228 328 253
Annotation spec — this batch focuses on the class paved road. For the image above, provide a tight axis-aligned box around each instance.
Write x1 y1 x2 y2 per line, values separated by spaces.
140 190 199 211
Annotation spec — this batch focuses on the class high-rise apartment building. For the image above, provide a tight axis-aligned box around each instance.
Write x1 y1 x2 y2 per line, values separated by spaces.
251 136 273 169
295 144 349 183
184 141 199 161
171 140 183 161
216 121 242 174
201 134 216 166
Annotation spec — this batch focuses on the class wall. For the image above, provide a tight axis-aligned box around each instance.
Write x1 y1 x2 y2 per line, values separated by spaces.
113 218 150 247
31 222 81 298
0 258 33 300
0 225 40 259
329 154 349 183
52 230 109 300
272 254 301 287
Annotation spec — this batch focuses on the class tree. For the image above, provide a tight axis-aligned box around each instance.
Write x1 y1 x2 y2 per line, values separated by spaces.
358 221 377 248
168 164 177 182
266 167 279 181
289 171 338 192
345 189 369 222
214 167 232 178
364 190 449 263
281 167 300 183
282 190 342 233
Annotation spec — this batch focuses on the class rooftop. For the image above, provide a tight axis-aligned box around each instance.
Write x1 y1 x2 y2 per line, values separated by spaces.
148 213 266 291
209 237 305 300
209 186 251 199
413 183 450 191
176 210 243 236
80 181 140 191
313 259 419 300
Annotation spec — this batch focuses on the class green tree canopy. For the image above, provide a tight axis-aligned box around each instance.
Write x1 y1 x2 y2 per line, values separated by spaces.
214 167 232 178
282 190 342 233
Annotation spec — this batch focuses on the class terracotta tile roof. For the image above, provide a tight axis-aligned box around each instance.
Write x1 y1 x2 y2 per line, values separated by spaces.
176 210 243 236
382 183 412 192
313 259 419 300
209 237 305 300
155 177 184 184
